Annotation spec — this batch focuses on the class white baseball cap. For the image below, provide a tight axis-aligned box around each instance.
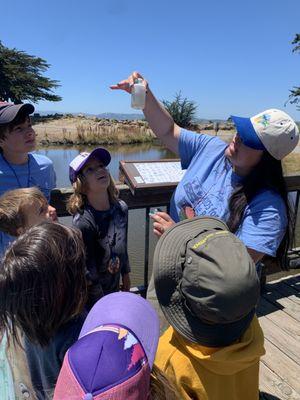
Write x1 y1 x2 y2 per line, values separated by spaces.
231 109 299 160
69 148 111 183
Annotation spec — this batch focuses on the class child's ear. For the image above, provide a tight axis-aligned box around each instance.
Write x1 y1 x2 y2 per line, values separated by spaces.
16 226 26 236
0 129 9 145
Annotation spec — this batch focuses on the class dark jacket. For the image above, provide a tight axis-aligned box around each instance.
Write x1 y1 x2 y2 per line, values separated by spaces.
25 314 86 400
73 200 130 303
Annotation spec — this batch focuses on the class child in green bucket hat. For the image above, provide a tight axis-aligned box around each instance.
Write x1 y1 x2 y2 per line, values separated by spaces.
154 216 265 400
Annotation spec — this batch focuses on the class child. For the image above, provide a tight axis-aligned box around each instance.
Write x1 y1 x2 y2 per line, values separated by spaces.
67 148 131 305
0 102 56 256
0 187 56 399
54 292 180 400
0 222 88 400
153 216 265 400
0 187 54 237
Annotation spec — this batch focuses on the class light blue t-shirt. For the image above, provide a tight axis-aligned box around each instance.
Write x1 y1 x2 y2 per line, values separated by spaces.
0 152 56 257
170 129 287 257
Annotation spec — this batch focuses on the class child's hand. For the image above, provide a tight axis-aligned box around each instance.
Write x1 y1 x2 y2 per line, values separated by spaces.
48 205 58 222
121 273 131 292
110 71 148 93
150 211 175 237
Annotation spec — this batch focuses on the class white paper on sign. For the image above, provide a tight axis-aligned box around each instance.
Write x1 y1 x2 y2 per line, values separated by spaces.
134 176 144 183
133 162 185 184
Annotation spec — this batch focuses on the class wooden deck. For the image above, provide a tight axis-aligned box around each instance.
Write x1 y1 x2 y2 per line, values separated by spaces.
258 273 300 400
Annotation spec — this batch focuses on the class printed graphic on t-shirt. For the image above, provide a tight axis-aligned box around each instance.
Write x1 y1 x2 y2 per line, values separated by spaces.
178 168 233 220
179 206 195 220
107 256 120 274
173 131 236 223
96 209 128 282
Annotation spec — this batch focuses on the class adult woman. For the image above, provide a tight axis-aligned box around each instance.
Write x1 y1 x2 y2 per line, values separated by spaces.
111 72 299 266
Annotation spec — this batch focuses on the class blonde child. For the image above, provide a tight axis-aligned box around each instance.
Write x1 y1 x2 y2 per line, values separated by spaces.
67 148 131 307
0 187 53 237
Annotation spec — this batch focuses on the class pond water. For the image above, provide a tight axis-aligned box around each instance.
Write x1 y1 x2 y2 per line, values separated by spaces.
37 143 175 187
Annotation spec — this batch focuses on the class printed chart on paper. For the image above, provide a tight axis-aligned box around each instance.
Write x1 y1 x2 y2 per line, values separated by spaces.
133 162 185 184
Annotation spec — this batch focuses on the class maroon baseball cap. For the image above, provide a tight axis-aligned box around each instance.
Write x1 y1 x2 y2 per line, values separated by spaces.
0 102 35 125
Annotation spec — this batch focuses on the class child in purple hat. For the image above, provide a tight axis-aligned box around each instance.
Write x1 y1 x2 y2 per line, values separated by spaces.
67 148 131 307
54 292 180 400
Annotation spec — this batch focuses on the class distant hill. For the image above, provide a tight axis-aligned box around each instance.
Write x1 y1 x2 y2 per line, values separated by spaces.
195 118 228 123
32 111 300 124
96 112 144 120
36 110 229 123
36 110 144 120
35 110 63 116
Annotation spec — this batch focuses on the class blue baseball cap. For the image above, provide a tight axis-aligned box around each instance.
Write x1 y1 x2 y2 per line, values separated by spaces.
231 109 299 159
230 115 265 150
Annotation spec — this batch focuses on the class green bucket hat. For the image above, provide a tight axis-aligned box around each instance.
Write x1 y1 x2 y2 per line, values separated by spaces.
153 216 260 347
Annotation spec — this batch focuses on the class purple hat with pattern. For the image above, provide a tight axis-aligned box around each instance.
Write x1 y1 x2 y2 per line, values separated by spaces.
69 148 111 183
54 292 159 400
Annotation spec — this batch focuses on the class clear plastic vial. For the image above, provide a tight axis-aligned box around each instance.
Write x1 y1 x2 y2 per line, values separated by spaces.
131 78 146 110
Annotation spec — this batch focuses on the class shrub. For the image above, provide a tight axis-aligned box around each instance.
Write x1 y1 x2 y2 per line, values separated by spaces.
162 92 198 128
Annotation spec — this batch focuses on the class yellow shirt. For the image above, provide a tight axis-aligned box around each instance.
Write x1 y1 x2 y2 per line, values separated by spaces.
155 316 265 400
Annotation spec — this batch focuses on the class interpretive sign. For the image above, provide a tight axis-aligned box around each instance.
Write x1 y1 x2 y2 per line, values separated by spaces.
119 159 185 195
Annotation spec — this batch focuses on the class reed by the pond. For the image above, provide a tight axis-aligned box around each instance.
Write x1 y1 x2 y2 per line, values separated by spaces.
33 114 237 146
34 116 156 145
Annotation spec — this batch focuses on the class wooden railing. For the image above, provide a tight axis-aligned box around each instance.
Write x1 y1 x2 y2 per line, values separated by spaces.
50 172 300 293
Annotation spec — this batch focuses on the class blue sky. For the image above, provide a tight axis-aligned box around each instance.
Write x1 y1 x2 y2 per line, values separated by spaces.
1 0 299 119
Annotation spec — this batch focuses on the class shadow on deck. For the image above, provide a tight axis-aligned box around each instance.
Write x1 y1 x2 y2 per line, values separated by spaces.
258 274 300 400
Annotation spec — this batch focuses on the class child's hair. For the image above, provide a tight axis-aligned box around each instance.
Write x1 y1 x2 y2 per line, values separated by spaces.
0 221 88 347
150 365 181 400
0 111 30 142
0 187 48 236
67 172 119 215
